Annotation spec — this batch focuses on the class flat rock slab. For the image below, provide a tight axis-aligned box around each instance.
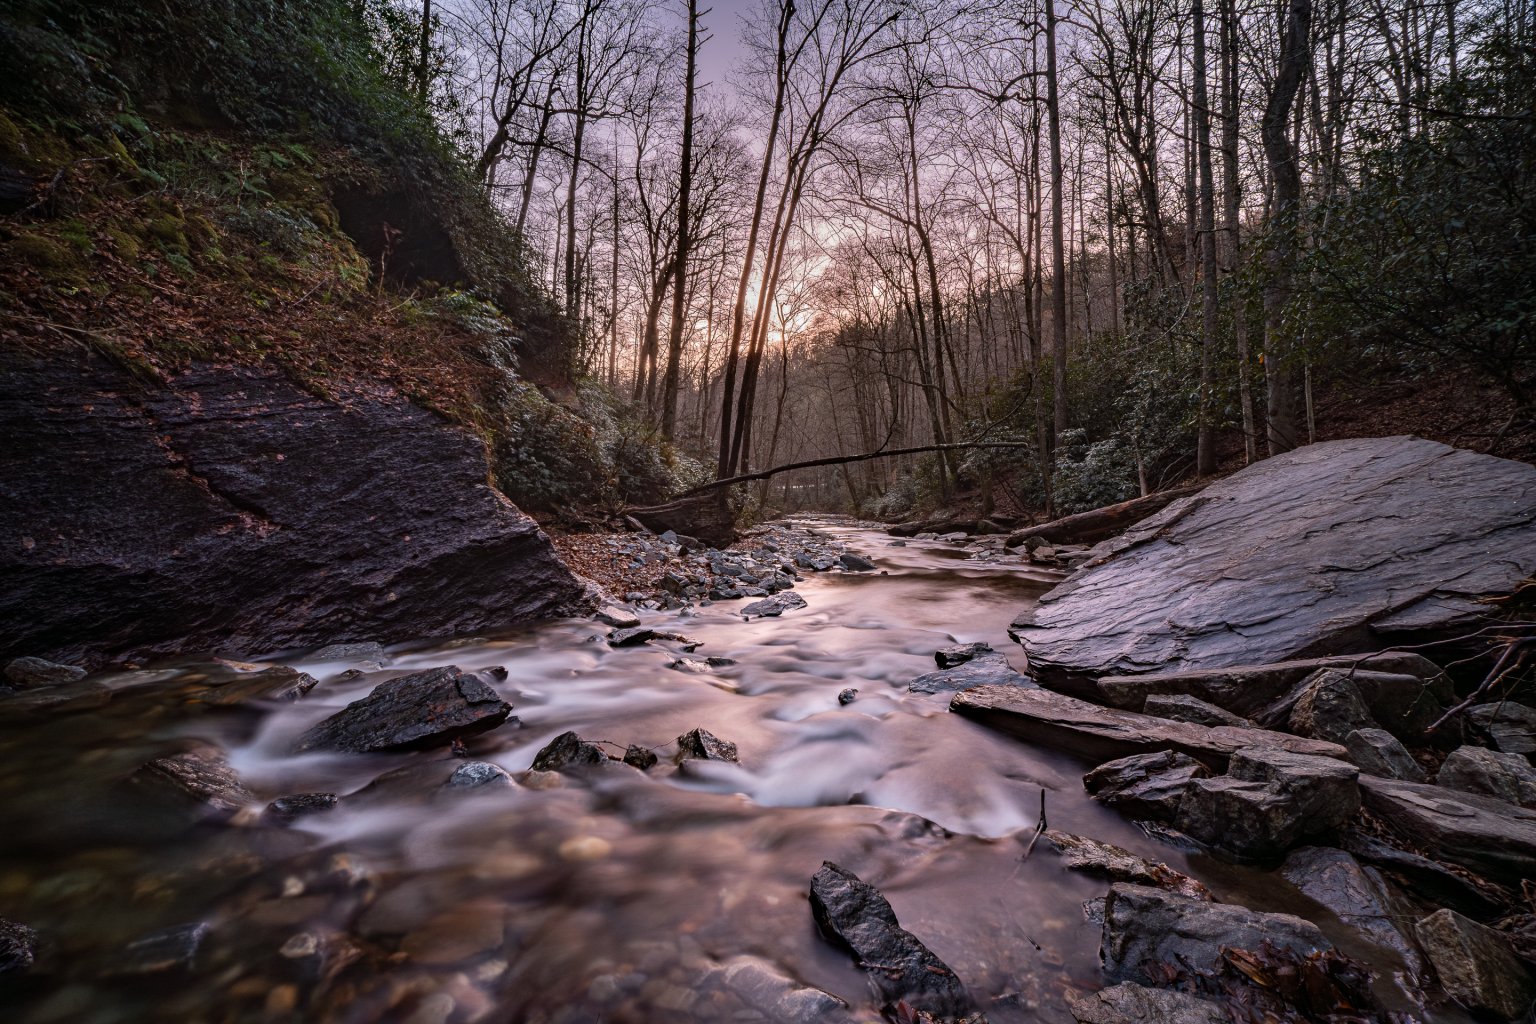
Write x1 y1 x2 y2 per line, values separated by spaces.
1067 982 1230 1024
129 745 253 819
809 862 986 1023
950 686 1347 770
910 652 1035 695
294 667 512 753
1359 775 1536 885
1010 438 1536 688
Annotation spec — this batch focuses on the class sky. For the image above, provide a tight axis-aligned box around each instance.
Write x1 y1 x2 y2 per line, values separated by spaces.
692 0 755 103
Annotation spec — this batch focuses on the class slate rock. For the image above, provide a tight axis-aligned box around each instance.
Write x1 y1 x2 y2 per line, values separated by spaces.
1437 745 1536 807
131 745 254 820
1066 983 1230 1024
531 731 609 772
622 745 658 770
0 360 587 666
1467 701 1536 755
1 679 111 717
1287 669 1378 743
3 656 85 688
809 862 985 1023
1042 830 1211 900
1142 693 1249 728
0 918 39 974
1083 751 1210 822
606 626 694 647
444 761 513 789
676 728 738 763
264 792 339 825
294 667 512 753
310 642 389 664
1176 747 1359 861
194 666 319 705
935 642 994 669
1279 847 1421 975
1340 830 1506 919
1100 883 1330 984
1009 438 1536 689
838 553 876 572
741 592 807 618
1414 909 1536 1020
1359 775 1536 885
1345 728 1426 782
911 652 1034 695
706 955 850 1022
952 686 1347 769
595 605 641 629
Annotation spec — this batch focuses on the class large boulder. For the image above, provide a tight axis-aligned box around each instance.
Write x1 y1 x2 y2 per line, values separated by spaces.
294 667 512 753
0 356 587 665
1009 437 1536 690
1345 728 1426 782
1175 748 1359 861
1414 909 1536 1020
1436 745 1536 807
1279 847 1421 976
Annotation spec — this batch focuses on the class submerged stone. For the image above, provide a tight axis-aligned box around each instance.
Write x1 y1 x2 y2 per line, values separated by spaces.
264 792 339 825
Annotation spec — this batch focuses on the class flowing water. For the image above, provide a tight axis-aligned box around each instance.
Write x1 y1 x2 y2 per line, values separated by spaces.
0 518 1446 1023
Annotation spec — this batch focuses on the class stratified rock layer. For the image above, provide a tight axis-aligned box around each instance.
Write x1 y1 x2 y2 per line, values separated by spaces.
1010 437 1536 688
0 355 586 664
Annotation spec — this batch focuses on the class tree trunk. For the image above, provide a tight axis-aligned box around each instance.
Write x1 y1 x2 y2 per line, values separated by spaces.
1046 0 1068 457
1193 0 1219 476
1222 0 1257 464
660 0 699 439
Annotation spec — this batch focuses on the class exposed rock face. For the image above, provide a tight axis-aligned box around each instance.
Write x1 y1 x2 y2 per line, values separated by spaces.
1340 831 1507 920
935 642 995 669
1066 983 1230 1024
1099 883 1330 984
1437 745 1536 807
1413 909 1536 1020
190 666 319 706
1345 728 1426 782
1010 438 1536 689
951 686 1346 769
0 356 586 665
809 862 985 1023
264 792 339 825
1360 775 1536 884
1082 751 1210 821
294 667 513 753
1175 748 1359 861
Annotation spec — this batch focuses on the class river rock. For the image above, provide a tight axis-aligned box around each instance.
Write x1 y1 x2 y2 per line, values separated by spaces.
1175 747 1359 861
741 592 807 618
838 687 858 705
2 679 112 717
703 956 850 1023
193 666 319 705
1359 775 1536 884
1413 909 1536 1020
1142 694 1248 728
444 761 514 789
809 862 985 1023
838 553 876 572
1437 745 1536 807
264 792 339 825
623 745 658 770
1095 651 1444 716
1345 728 1426 782
1287 669 1378 743
113 922 210 976
1042 830 1211 900
293 667 512 753
0 918 39 974
606 626 695 647
0 358 587 666
1083 751 1210 821
1467 701 1536 755
1066 983 1230 1024
3 656 85 688
1009 437 1536 690
951 686 1347 769
1100 883 1331 984
676 727 738 763
1279 847 1421 975
935 642 995 668
531 731 609 772
910 650 1033 695
130 745 254 820
1340 830 1507 920
595 605 641 629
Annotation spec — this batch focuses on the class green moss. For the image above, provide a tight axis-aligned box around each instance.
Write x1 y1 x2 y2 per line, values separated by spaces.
9 233 88 286
0 112 23 164
104 226 141 261
146 214 188 253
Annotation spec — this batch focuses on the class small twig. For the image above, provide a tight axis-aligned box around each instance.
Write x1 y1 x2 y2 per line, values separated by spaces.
1427 639 1535 734
1019 788 1048 863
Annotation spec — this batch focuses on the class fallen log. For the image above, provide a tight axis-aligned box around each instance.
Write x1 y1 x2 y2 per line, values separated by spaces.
1004 483 1204 549
625 490 736 547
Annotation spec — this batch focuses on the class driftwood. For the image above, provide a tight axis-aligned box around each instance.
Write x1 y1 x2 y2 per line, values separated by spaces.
1005 483 1204 549
673 441 1037 497
626 490 736 547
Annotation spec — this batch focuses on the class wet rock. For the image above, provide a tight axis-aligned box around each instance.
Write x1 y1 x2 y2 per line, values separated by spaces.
1467 701 1536 755
1094 652 1444 717
623 745 658 770
3 656 85 688
1083 751 1210 821
1437 745 1536 807
668 657 713 673
1066 982 1230 1024
911 651 1033 695
1100 883 1330 984
838 688 858 706
595 605 641 629
0 360 588 667
293 667 512 753
1175 747 1359 861
1142 694 1248 728
607 626 695 647
951 686 1347 769
838 553 876 572
310 642 389 664
1359 775 1536 885
1010 438 1536 689
530 731 609 772
194 666 319 705
264 792 339 825
114 922 210 976
1345 728 1426 782
809 862 986 1023
1 679 111 717
1287 669 1377 743
676 728 738 763
935 642 994 669
741 592 807 618
131 745 254 820
1279 847 1422 975
1340 830 1506 919
1413 909 1536 1020
444 761 513 789
704 956 851 1023
1042 830 1211 900
0 918 39 974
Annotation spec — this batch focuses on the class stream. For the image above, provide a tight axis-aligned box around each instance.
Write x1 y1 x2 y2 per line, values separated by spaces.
0 517 1446 1023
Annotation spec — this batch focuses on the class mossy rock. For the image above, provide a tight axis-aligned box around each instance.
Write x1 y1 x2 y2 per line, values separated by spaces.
9 233 87 284
104 226 141 261
0 112 25 164
147 214 188 253
184 212 218 249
